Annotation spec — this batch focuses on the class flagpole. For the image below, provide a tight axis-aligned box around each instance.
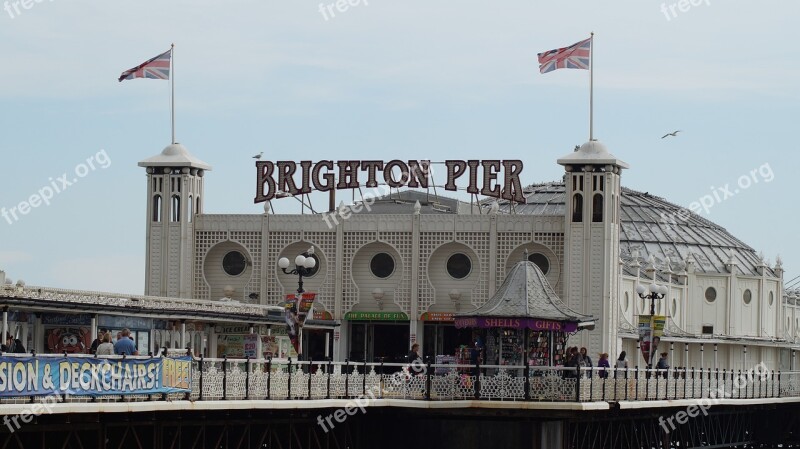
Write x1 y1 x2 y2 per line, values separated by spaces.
171 43 175 144
589 32 594 141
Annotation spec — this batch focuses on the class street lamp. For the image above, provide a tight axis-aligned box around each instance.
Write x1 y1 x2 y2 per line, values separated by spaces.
278 247 317 295
636 282 669 368
278 247 317 359
636 282 669 315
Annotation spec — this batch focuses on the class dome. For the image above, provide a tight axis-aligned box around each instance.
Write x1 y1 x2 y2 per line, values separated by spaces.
138 142 212 170
557 140 630 169
161 143 191 157
497 182 772 277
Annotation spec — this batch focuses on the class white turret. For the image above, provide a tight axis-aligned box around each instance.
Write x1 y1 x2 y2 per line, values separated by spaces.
558 140 629 358
139 143 212 297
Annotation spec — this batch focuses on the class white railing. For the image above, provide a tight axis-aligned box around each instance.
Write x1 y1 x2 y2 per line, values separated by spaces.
2 354 798 404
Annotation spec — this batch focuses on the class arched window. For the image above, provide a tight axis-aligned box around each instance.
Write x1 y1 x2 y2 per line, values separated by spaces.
188 195 193 222
572 194 583 222
592 194 604 222
171 195 181 222
152 195 162 222
196 197 202 215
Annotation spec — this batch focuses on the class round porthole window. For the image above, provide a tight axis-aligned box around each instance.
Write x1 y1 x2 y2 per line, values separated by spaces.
370 253 395 279
222 251 247 276
528 253 550 275
446 253 472 279
705 287 717 303
743 289 752 305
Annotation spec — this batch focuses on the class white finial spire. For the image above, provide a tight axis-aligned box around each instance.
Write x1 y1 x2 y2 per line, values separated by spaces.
413 200 421 215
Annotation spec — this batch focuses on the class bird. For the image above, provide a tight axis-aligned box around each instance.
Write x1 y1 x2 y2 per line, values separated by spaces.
661 130 681 139
252 152 264 159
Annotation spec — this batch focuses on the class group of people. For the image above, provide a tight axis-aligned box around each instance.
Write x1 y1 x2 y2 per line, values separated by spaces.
591 350 670 378
2 329 141 356
1 332 26 353
404 343 672 380
561 349 669 378
562 346 593 377
90 328 139 356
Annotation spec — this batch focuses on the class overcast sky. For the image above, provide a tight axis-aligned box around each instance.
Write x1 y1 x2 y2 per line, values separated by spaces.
1 0 798 294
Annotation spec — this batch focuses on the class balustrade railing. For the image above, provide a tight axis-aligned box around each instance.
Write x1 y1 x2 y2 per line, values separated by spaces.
2 353 799 405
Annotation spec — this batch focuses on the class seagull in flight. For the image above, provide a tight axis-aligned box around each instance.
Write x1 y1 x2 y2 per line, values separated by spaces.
252 152 264 159
661 130 681 139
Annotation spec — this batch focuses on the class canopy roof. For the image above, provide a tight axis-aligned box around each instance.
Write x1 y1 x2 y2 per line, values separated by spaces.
456 260 593 323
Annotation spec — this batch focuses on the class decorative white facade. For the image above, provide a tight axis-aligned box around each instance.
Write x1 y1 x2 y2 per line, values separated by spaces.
138 141 796 370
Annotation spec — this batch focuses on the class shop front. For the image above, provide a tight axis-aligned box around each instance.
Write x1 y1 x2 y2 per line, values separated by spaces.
99 315 157 355
42 313 93 354
420 312 474 363
346 311 409 363
454 260 594 369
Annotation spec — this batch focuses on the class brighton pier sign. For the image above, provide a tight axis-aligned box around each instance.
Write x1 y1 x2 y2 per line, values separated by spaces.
254 160 526 203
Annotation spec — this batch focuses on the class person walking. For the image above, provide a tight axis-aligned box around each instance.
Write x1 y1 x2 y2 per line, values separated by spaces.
96 332 115 356
563 347 580 378
656 352 670 378
579 347 593 377
407 343 421 364
114 328 139 355
2 333 25 353
597 353 610 378
90 328 108 355
616 351 629 378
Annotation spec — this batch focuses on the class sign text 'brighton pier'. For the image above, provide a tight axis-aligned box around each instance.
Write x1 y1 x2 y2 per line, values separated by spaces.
254 160 525 203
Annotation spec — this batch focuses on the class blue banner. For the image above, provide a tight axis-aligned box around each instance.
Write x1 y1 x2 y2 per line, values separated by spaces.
0 356 192 397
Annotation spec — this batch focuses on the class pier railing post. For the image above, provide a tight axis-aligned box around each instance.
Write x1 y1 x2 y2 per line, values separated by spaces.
344 359 350 398
524 363 531 401
222 355 228 400
425 359 432 401
287 357 293 400
308 359 314 400
266 356 272 400
379 358 385 399
634 366 639 401
363 360 368 396
326 358 332 399
474 361 481 400
575 366 581 402
245 356 251 400
198 355 204 401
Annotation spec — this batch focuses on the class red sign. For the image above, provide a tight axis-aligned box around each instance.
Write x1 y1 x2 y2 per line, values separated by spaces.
420 312 455 322
284 292 317 355
313 310 333 320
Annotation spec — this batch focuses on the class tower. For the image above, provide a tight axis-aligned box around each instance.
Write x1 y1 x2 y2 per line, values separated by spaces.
557 141 628 357
139 143 211 298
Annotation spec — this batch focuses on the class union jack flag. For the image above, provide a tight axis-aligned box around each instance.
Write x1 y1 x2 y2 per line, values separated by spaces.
118 49 172 82
537 37 591 74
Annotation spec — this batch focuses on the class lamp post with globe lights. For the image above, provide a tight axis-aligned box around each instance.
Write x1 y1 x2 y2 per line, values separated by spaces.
636 282 669 316
278 247 317 359
278 248 317 295
636 282 669 367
